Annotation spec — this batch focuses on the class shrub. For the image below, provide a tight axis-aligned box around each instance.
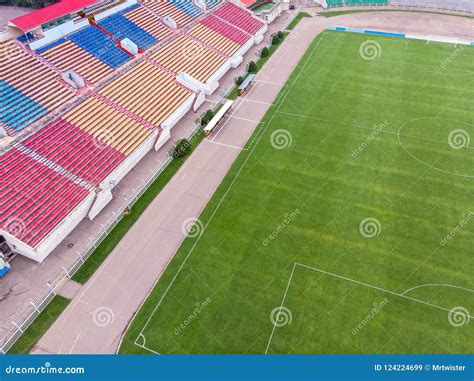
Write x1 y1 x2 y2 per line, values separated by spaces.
235 76 244 86
272 35 280 45
248 61 257 73
261 47 269 58
277 31 284 40
173 139 191 158
200 109 214 127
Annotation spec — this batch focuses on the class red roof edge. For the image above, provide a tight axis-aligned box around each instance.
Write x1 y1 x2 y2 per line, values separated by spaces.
240 0 258 7
11 0 98 31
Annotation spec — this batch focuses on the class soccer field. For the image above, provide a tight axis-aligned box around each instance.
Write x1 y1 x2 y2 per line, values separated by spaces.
120 31 474 354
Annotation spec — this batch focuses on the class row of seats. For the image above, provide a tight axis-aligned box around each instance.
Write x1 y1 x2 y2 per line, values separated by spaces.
62 96 154 157
0 80 48 131
69 25 131 69
214 2 264 35
205 0 224 9
188 23 240 56
38 40 113 84
200 14 251 46
0 41 74 131
22 117 127 187
0 148 91 247
124 3 174 41
149 35 226 82
99 13 157 50
168 0 203 17
141 0 194 27
99 60 192 126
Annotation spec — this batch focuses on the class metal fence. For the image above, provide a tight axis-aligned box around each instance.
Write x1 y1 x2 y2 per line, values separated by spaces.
0 125 203 354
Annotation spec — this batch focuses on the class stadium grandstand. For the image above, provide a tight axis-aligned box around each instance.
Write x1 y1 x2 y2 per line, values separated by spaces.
0 0 266 263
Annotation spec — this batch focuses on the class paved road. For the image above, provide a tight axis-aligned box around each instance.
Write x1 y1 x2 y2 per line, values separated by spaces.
33 11 473 354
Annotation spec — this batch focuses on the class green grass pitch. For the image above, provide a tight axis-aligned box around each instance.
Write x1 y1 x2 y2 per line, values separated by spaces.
120 31 474 354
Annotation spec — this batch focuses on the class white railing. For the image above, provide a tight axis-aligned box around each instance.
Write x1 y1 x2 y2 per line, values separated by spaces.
0 125 202 354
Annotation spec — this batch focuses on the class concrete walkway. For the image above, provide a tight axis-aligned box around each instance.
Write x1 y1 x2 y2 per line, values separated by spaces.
32 11 473 354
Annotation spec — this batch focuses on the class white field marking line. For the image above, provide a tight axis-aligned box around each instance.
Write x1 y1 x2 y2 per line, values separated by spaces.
242 98 274 106
377 58 474 75
69 332 82 354
204 139 247 151
135 341 161 355
135 33 327 348
277 110 474 151
295 263 474 318
255 79 286 86
229 115 263 124
265 263 297 355
265 262 474 354
401 283 474 296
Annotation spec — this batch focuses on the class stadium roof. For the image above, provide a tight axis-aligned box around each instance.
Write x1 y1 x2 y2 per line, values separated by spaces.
10 0 98 31
240 0 258 7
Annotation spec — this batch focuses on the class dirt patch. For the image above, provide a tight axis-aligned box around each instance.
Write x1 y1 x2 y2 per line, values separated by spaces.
0 5 33 28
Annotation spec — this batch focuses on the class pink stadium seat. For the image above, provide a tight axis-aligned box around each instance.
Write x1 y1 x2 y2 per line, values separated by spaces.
214 3 264 35
23 118 127 186
0 148 90 248
201 15 251 45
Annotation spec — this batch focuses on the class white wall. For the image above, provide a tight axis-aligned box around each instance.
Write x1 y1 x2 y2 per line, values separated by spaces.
100 130 158 190
161 95 195 129
154 128 171 151
88 187 114 220
1 191 96 262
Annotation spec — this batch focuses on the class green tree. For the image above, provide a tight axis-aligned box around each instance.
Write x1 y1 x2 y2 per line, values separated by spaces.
201 109 214 127
248 61 257 73
261 47 269 58
173 139 191 158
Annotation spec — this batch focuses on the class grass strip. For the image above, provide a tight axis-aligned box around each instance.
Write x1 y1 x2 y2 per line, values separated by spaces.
7 296 70 354
72 134 203 284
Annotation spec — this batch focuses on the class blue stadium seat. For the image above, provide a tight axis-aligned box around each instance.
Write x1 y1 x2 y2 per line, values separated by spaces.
68 26 131 69
205 0 221 8
168 0 203 17
99 14 157 50
0 80 48 131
